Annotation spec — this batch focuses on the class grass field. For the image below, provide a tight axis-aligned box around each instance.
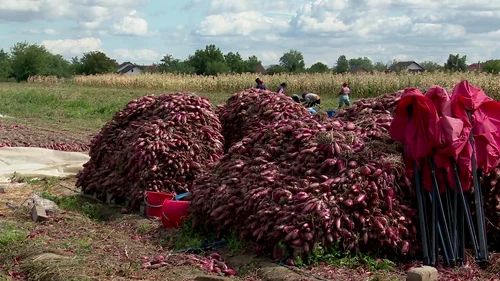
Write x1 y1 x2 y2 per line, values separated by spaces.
0 83 229 133
4 71 500 133
0 82 339 133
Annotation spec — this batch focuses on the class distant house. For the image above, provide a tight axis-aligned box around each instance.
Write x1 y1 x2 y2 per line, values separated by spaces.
349 66 369 74
388 61 425 73
467 62 482 72
255 63 266 74
116 62 143 75
466 60 497 72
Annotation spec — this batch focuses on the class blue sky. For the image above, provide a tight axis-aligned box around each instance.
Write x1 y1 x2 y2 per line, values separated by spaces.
0 0 499 67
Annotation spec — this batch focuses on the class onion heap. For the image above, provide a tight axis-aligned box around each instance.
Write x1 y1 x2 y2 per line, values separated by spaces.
189 114 418 260
478 168 500 248
76 93 224 207
217 88 311 152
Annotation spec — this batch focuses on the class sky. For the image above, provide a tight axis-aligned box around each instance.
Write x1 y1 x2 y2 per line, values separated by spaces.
0 0 499 67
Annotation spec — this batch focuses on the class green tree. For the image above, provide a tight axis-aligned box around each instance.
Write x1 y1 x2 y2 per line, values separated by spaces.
420 61 443 72
10 41 53 82
308 62 329 73
279 49 305 73
482 60 500 74
157 54 195 74
265 65 288 75
0 49 12 79
206 61 230 75
224 52 247 73
46 54 71 78
335 55 349 73
187 44 227 75
244 55 261 73
373 62 387 72
77 51 117 75
444 54 467 72
348 57 373 71
70 56 81 74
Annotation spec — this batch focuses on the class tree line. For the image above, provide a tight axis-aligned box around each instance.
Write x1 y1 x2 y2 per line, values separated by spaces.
1 41 499 82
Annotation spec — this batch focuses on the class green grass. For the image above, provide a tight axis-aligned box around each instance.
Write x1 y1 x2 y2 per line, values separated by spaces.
0 82 343 133
0 222 29 249
294 243 395 272
38 191 112 221
0 82 230 132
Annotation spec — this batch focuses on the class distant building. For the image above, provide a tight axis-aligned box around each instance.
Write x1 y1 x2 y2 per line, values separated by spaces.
467 62 482 72
255 63 266 74
466 60 497 72
349 66 369 74
116 62 143 75
388 61 425 73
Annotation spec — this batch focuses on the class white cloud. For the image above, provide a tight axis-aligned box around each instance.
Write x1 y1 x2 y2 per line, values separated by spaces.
2 0 500 67
44 29 59 35
113 49 162 63
0 0 147 34
113 12 149 36
21 28 59 35
187 0 500 66
197 11 288 36
41 38 102 56
207 0 307 15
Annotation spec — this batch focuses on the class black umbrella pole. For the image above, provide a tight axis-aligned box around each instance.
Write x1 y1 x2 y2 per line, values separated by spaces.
453 161 480 259
429 157 455 265
466 110 488 262
414 161 431 265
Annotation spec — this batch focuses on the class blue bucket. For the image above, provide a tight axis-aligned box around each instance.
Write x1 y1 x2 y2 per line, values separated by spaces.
326 110 337 118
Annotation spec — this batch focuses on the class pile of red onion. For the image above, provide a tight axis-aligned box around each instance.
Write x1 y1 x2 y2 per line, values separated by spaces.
190 88 500 266
217 88 311 152
190 98 418 260
76 93 224 208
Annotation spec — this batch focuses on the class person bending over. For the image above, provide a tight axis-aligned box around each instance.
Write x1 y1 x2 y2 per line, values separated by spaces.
290 94 301 103
302 92 321 107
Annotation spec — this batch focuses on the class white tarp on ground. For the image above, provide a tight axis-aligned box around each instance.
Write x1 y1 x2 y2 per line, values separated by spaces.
0 147 89 182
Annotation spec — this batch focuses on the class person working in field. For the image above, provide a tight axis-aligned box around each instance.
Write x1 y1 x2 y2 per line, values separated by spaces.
302 92 321 107
338 82 351 109
290 94 301 103
277 83 287 94
255 78 267 90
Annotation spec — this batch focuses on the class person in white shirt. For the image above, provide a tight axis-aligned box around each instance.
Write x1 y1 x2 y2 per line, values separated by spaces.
338 82 351 109
301 92 321 107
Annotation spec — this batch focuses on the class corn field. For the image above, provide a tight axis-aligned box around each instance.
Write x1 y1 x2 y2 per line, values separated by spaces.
28 72 500 99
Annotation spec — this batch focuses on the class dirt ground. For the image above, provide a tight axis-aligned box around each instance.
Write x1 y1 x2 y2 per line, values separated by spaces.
0 178 263 281
0 178 412 281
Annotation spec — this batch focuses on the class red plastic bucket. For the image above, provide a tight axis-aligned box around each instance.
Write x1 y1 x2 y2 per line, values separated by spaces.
145 192 174 218
161 200 190 228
